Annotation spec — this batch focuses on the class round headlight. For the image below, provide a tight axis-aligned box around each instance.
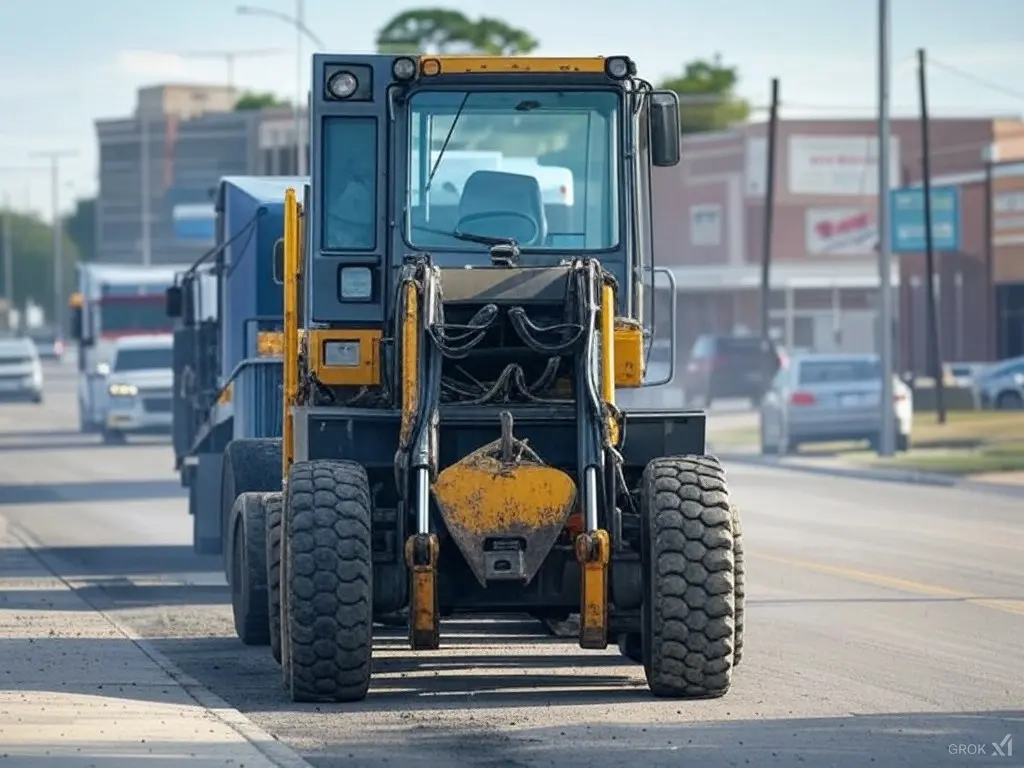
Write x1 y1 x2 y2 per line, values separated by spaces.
605 57 630 79
392 56 417 81
327 71 358 99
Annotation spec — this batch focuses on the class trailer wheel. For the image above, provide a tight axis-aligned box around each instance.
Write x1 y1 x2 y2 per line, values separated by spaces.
264 491 284 664
229 492 271 645
732 505 745 666
640 455 738 698
221 438 282 575
283 459 373 703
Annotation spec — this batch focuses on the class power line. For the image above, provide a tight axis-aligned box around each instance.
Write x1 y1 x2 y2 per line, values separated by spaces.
925 57 1024 104
175 48 287 89
28 150 76 329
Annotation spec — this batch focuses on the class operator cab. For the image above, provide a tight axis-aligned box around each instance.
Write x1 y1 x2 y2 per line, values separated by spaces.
306 54 680 338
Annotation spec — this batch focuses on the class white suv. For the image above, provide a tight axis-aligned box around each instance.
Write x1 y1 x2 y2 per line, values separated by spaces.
103 334 174 443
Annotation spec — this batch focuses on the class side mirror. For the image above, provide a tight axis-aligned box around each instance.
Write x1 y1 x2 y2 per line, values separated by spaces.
165 285 183 319
70 307 83 341
650 90 681 167
273 238 285 283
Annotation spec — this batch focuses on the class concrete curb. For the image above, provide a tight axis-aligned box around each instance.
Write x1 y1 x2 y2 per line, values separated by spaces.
711 447 1024 499
7 520 316 768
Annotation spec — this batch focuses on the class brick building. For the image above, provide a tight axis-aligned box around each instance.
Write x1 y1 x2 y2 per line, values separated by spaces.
651 116 1024 364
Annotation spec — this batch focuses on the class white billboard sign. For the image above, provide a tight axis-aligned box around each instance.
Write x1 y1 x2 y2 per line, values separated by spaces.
788 135 901 196
805 207 878 255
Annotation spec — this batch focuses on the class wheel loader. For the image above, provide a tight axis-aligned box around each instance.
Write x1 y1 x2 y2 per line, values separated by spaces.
227 52 745 703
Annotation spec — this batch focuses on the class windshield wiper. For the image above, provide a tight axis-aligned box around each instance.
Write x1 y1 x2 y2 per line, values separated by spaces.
424 92 471 193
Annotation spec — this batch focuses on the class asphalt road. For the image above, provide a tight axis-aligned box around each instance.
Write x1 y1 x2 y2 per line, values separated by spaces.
0 362 1021 767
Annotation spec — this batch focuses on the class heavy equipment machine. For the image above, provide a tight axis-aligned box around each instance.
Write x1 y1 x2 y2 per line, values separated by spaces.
166 177 306 656
228 52 745 703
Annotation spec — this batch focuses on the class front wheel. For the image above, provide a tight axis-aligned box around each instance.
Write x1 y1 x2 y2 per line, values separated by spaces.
640 455 739 698
283 459 373 703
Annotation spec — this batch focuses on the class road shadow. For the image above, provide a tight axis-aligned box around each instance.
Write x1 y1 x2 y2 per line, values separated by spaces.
0 742 290 767
0 434 172 454
294 711 1024 767
0 479 184 505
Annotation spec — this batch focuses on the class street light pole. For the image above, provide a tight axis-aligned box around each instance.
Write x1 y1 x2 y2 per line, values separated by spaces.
295 0 305 175
30 151 76 334
877 0 896 457
236 3 326 176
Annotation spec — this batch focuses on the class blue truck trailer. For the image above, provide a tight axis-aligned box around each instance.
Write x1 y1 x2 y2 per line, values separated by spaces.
167 176 306 571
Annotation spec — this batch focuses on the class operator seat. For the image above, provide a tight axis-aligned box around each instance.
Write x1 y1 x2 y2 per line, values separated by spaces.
455 170 548 247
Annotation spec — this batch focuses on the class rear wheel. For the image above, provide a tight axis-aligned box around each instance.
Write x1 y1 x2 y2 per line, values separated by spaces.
640 455 738 698
101 428 126 445
229 492 271 645
732 505 745 666
996 391 1023 410
283 459 373 703
220 438 282 576
264 491 284 663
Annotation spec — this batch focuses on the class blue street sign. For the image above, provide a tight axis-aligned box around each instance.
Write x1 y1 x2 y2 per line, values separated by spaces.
889 186 961 252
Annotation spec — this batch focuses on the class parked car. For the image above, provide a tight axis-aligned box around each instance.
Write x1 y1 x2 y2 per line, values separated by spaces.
0 336 44 403
759 353 912 454
975 355 1024 410
23 327 65 362
682 333 781 408
102 334 174 443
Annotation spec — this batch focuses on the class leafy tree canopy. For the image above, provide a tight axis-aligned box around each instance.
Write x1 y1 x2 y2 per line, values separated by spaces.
376 8 539 55
0 206 78 319
234 91 290 111
658 54 751 134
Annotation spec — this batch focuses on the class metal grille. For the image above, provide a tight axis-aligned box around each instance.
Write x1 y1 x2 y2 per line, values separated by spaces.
233 359 283 439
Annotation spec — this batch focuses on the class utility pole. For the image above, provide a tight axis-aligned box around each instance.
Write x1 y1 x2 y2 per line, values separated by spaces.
917 48 946 424
876 0 896 456
759 78 780 343
295 0 306 176
982 144 998 360
1 193 12 311
140 116 152 266
30 151 76 334
177 48 286 89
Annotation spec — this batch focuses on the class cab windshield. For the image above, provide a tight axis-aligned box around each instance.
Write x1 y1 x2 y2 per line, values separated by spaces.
404 89 621 252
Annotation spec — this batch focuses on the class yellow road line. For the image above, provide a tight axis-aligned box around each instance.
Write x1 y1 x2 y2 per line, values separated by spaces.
752 552 1024 616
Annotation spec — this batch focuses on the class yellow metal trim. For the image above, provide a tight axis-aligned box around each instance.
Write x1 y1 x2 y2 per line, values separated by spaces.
404 533 440 649
427 56 607 75
218 383 232 405
282 188 300 479
307 328 382 386
399 282 419 446
575 529 610 649
613 321 644 388
69 292 84 308
256 331 284 357
599 282 620 445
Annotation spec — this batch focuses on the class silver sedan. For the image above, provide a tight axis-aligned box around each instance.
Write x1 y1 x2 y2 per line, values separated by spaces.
759 353 913 454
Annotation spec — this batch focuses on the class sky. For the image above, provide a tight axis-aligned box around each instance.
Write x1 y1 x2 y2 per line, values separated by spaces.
0 0 1022 221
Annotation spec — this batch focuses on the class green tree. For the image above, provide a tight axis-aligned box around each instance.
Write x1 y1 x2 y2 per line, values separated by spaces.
64 197 96 262
376 8 538 55
234 91 290 110
658 55 751 134
0 207 78 320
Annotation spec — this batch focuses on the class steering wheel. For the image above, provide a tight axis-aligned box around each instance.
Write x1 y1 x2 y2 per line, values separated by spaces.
455 211 540 245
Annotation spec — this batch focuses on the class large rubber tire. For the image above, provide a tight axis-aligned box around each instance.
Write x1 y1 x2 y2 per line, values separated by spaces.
264 491 284 664
732 505 745 666
230 492 271 645
640 455 738 698
283 460 373 703
221 438 282 576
